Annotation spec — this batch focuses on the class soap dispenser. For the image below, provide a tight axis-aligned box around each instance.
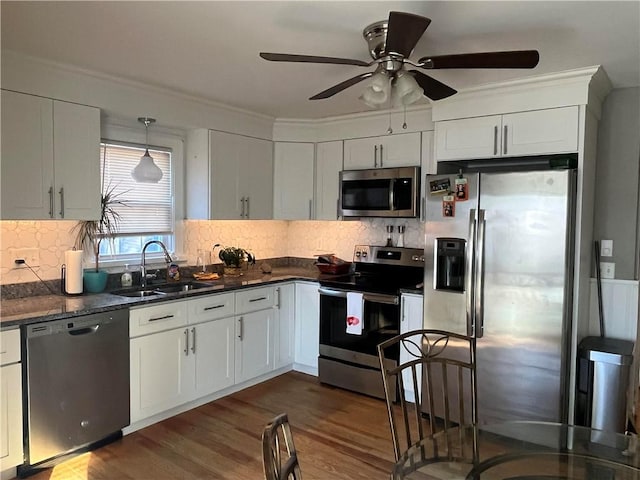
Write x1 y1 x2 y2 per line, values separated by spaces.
121 264 133 287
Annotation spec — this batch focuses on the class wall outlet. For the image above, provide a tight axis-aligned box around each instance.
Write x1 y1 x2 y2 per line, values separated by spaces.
600 239 613 257
14 248 40 267
600 262 615 279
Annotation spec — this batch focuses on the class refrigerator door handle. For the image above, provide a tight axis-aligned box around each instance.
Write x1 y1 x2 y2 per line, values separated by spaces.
475 209 486 338
466 209 477 337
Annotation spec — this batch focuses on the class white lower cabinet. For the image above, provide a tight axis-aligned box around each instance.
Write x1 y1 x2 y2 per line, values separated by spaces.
234 309 275 383
274 284 295 369
130 326 193 423
128 283 306 425
0 329 23 474
401 293 424 402
294 282 320 373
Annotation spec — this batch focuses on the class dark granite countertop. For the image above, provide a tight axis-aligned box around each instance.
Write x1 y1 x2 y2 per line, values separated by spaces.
1 267 321 329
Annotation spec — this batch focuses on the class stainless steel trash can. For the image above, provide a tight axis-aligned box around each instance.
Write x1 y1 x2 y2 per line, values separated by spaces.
576 336 634 434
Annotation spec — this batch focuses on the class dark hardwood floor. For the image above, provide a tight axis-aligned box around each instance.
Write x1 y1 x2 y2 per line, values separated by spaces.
23 372 396 480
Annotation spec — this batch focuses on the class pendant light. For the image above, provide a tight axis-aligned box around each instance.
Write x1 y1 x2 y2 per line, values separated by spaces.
132 117 163 183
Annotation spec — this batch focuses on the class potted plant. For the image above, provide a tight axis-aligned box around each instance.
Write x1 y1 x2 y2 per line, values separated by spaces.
213 244 255 276
71 185 125 292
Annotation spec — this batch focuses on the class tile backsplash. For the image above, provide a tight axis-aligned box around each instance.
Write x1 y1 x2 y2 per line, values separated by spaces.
1 218 425 285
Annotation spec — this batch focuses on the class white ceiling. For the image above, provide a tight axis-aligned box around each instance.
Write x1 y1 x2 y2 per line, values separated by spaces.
2 1 639 120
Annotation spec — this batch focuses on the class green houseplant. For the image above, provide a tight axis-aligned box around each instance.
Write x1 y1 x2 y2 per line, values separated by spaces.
213 244 255 276
71 185 125 292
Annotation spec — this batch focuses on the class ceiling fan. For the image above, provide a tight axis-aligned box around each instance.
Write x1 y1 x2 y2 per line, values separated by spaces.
260 11 539 106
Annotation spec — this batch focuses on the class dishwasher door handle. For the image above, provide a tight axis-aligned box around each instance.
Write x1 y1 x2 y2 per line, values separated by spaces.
68 325 100 336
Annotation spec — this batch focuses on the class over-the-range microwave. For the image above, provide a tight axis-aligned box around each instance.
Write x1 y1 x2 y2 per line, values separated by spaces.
339 166 420 218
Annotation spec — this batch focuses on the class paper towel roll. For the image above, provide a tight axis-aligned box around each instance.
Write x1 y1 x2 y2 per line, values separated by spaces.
64 249 83 294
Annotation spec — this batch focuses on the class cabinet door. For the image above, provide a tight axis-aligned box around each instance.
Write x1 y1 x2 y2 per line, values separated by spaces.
435 115 502 161
503 106 579 156
273 142 314 220
344 137 379 169
380 132 421 167
0 363 23 468
192 317 235 396
243 136 274 220
294 282 320 372
130 328 193 423
1 90 54 219
210 131 244 219
235 309 274 383
401 294 424 402
315 141 343 220
274 283 295 369
53 100 101 220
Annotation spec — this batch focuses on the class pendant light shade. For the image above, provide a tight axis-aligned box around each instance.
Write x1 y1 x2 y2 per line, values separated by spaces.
359 71 391 108
392 71 424 106
132 117 163 183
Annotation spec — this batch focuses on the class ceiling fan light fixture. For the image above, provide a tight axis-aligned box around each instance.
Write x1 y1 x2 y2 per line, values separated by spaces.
360 71 390 107
132 117 163 184
392 71 424 106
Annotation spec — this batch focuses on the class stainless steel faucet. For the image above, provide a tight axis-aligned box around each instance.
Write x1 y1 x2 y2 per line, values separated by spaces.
141 240 173 288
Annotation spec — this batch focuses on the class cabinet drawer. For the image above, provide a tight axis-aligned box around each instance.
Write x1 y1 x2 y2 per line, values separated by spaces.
0 329 20 365
235 286 276 314
189 292 235 324
130 300 188 337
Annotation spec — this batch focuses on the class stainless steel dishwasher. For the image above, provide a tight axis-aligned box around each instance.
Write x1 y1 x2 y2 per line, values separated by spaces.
20 309 130 473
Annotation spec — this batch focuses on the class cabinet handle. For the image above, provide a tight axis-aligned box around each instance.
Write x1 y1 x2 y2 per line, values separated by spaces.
191 327 196 354
380 144 384 167
48 186 54 218
238 317 243 340
149 314 175 322
249 296 267 302
59 187 65 218
503 125 508 155
493 126 498 155
275 287 281 309
374 145 378 167
308 199 312 220
246 196 250 219
240 197 245 218
184 328 189 356
204 304 225 311
336 198 340 220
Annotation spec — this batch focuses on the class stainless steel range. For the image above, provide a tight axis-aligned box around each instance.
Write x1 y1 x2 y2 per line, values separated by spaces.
318 245 424 399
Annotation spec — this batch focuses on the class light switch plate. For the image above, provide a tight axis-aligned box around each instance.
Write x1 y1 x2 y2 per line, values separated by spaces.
600 262 615 279
600 239 613 257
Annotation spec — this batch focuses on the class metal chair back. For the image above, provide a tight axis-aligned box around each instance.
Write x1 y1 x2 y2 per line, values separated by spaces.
378 329 478 463
262 413 302 480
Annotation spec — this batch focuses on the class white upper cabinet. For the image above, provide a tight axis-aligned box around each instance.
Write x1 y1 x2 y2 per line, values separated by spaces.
315 141 343 220
344 132 421 170
186 130 273 220
1 90 100 220
435 106 579 162
273 142 314 220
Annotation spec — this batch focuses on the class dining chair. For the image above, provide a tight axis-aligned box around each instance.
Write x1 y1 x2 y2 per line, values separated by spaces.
378 329 478 472
262 413 302 480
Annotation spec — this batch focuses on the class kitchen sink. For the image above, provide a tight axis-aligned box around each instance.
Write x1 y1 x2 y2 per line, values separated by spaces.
111 281 211 297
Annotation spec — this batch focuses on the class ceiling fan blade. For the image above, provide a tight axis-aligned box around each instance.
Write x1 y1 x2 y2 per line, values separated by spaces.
385 11 431 57
260 52 370 67
419 50 540 69
410 70 457 101
309 72 374 100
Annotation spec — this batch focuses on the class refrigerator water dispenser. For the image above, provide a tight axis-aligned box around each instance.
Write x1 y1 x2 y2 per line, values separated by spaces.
435 238 466 292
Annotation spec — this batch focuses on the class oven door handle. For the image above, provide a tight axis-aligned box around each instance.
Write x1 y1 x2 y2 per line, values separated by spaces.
318 287 399 305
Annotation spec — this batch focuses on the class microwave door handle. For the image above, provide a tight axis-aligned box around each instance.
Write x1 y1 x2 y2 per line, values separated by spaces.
389 178 395 211
466 209 477 337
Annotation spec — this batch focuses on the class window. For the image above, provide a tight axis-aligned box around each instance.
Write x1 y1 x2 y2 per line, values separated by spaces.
98 142 174 263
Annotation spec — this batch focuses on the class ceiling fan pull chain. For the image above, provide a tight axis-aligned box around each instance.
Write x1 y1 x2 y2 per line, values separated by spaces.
386 80 393 135
402 105 408 129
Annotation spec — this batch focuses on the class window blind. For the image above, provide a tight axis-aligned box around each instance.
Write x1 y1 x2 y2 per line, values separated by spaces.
100 143 173 235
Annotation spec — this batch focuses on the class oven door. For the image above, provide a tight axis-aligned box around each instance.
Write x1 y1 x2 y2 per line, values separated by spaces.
318 287 400 366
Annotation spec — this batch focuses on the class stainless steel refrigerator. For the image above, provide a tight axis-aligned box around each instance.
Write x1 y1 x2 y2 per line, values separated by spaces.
423 168 576 425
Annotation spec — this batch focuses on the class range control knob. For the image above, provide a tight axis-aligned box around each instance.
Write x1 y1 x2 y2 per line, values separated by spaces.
411 255 420 261
355 251 361 257
362 251 368 258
